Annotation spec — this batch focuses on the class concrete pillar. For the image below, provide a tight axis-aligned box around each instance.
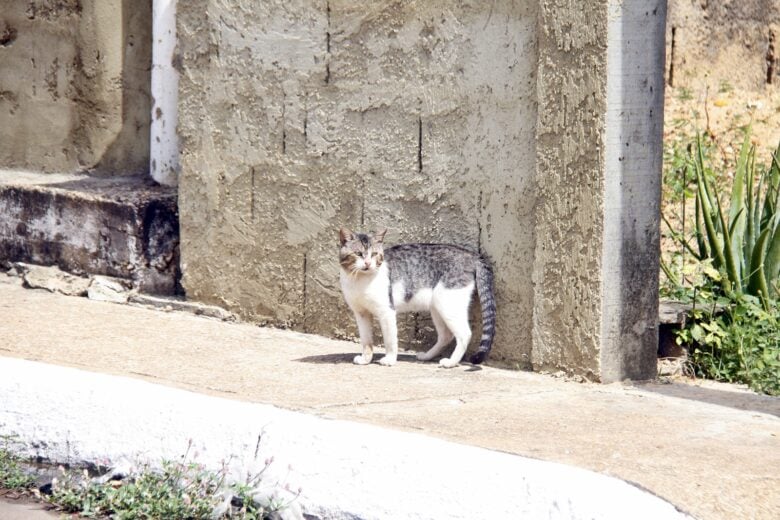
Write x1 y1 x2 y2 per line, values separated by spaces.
532 0 666 382
600 0 666 381
150 0 179 186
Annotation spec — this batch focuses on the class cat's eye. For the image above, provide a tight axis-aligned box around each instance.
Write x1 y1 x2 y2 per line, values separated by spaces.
355 252 363 257
371 252 377 257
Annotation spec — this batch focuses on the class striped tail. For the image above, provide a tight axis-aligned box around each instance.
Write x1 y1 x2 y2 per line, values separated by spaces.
470 257 496 364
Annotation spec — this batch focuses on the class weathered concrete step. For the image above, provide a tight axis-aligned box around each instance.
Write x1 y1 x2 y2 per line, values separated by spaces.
0 170 179 294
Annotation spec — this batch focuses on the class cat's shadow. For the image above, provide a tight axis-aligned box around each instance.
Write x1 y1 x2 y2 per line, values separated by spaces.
295 352 419 364
295 352 482 371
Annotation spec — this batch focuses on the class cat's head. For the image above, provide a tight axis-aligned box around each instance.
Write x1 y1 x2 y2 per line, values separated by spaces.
338 228 387 275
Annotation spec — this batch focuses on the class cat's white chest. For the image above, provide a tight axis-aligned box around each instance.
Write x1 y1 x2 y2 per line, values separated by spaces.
340 263 392 315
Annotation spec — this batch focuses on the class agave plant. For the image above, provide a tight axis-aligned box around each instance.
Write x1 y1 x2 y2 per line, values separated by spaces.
666 131 780 307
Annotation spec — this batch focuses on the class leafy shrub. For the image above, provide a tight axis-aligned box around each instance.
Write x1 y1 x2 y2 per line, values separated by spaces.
48 455 295 519
0 437 35 490
662 129 780 395
681 294 780 395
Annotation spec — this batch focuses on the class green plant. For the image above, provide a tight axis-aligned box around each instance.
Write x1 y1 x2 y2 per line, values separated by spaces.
669 131 780 306
0 439 35 490
684 294 780 396
51 461 224 519
45 447 298 519
718 80 734 94
662 128 780 396
677 86 694 102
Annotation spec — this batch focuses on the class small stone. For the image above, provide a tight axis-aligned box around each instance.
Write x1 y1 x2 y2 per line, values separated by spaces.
87 276 131 303
18 263 90 296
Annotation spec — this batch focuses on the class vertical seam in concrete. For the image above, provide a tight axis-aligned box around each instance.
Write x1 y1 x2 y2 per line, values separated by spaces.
282 95 287 154
250 166 256 222
325 0 331 84
476 190 483 254
360 177 366 226
417 116 423 174
302 252 308 332
768 29 776 85
303 101 308 142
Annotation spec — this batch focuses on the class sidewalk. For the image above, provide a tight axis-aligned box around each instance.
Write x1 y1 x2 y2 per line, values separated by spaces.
1 276 778 519
0 497 58 520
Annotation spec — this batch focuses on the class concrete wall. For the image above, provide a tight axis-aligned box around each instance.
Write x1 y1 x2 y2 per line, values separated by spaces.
175 0 664 379
666 0 780 90
0 1 152 175
178 0 539 365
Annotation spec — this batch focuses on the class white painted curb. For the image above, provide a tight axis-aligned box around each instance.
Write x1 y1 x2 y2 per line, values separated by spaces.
0 358 690 519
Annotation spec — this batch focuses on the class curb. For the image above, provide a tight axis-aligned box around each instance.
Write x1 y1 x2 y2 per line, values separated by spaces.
0 358 690 519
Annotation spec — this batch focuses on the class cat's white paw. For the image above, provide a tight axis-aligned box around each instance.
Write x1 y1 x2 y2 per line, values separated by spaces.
378 356 397 366
416 352 434 361
439 358 459 368
353 355 372 365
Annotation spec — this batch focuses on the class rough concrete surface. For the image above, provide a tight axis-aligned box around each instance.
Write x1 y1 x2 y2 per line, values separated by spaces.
532 0 666 381
531 0 607 379
0 170 180 294
0 281 778 520
0 1 152 175
177 0 539 366
666 0 780 90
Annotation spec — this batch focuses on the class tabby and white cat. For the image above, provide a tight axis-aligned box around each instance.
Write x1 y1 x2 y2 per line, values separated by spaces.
338 228 496 368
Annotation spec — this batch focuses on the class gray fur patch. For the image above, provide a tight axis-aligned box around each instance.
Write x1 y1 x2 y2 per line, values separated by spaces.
384 244 480 302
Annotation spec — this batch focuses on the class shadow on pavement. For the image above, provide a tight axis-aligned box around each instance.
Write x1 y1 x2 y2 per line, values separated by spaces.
637 381 780 418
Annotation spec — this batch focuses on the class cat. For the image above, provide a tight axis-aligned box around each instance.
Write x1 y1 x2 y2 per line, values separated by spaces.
338 228 496 368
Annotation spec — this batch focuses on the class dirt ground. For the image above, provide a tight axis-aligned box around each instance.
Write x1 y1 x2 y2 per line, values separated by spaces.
664 81 780 168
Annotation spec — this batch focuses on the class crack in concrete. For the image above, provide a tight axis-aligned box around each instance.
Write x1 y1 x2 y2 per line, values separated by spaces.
302 252 308 331
477 190 483 253
325 1 331 84
250 166 256 222
768 29 776 85
417 115 423 173
310 389 556 410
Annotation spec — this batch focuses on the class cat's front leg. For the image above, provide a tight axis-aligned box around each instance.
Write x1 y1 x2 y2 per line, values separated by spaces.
377 311 398 366
353 311 374 365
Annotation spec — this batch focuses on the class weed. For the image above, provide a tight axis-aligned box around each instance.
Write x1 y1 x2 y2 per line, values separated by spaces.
46 453 297 519
677 86 694 102
1 438 300 519
683 294 780 395
0 437 35 490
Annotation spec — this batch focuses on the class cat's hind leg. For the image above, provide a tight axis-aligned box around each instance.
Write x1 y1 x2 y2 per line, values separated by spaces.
435 286 474 368
416 308 453 361
353 311 374 365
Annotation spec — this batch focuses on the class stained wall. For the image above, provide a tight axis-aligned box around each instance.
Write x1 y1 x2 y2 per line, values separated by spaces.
0 1 152 175
177 0 539 365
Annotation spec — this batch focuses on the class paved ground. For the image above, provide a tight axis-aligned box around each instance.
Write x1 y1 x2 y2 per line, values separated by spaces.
1 276 779 520
0 496 60 519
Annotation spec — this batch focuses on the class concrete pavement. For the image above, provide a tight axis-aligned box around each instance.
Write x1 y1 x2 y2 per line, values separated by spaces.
0 497 59 519
0 275 778 519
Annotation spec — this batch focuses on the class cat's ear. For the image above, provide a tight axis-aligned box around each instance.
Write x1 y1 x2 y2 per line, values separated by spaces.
339 228 354 245
374 228 388 243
